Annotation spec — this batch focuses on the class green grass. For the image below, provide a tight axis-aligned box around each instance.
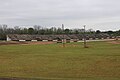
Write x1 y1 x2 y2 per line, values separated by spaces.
0 41 120 80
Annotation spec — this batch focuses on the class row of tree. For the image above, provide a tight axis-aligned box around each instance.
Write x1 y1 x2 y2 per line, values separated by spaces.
0 24 120 40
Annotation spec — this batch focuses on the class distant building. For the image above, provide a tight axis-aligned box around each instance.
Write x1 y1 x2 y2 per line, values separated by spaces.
7 34 112 42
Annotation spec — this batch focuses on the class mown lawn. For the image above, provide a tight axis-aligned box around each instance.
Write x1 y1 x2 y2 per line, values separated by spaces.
0 41 120 80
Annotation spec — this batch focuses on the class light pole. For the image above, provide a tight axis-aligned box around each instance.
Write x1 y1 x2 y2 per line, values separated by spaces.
62 24 65 47
83 25 87 48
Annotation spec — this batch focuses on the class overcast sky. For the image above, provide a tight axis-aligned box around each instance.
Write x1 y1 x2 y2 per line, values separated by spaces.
0 0 120 30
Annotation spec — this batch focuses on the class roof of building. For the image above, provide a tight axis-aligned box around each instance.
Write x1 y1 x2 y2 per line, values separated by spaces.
7 34 111 41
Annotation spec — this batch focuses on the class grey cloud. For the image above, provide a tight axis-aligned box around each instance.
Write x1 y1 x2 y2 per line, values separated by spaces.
0 0 120 30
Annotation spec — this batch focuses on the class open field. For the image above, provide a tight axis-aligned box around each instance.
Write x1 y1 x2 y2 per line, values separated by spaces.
0 41 120 80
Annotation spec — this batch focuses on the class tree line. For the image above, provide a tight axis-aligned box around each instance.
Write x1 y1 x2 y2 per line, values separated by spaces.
0 24 120 40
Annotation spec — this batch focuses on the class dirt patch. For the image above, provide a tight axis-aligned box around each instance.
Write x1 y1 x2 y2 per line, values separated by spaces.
0 41 55 46
107 40 120 44
0 41 27 46
25 41 55 45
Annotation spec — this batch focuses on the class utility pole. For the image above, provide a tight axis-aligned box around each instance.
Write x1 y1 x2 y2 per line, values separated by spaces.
62 24 65 47
52 27 55 41
83 25 87 48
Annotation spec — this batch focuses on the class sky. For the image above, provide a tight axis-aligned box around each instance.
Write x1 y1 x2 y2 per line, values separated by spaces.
0 0 120 31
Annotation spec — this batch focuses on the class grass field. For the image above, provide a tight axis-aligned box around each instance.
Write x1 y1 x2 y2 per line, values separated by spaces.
0 41 120 80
